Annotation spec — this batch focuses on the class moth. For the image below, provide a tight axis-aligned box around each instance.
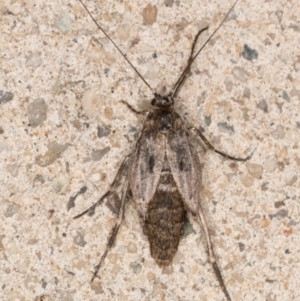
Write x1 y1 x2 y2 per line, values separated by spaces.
70 0 251 300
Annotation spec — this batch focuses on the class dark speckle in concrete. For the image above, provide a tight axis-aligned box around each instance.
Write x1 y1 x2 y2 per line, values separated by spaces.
242 44 258 61
269 209 288 220
105 192 122 215
4 203 20 217
164 0 174 7
217 122 234 134
73 230 87 247
257 99 268 113
27 98 48 127
282 91 290 102
97 125 110 138
91 146 110 161
204 115 211 127
130 261 142 274
0 91 14 104
183 217 195 237
238 242 245 252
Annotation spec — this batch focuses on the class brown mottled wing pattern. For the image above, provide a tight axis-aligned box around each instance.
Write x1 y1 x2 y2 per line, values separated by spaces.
129 117 165 218
166 113 202 215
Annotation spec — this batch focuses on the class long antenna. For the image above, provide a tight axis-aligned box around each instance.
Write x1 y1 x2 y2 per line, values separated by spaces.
78 0 154 95
171 0 239 98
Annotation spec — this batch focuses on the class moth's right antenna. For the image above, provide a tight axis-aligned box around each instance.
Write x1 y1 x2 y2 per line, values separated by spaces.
78 0 155 95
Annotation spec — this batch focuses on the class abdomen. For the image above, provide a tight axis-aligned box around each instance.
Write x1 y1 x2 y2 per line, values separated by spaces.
144 157 186 267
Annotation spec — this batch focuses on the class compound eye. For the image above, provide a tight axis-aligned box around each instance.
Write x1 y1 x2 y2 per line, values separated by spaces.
151 98 156 106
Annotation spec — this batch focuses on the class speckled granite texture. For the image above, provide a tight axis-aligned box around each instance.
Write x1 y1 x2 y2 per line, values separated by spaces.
1 0 299 300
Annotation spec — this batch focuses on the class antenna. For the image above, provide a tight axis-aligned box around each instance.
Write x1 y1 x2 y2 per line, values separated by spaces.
170 0 239 98
78 0 155 95
79 0 239 100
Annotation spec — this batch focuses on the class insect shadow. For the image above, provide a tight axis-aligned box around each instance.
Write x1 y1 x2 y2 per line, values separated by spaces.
69 0 252 300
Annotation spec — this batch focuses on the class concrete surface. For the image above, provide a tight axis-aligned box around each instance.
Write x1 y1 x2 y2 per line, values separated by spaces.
0 0 299 300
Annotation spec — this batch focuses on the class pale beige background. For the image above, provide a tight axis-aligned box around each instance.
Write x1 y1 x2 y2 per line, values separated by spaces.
0 0 299 300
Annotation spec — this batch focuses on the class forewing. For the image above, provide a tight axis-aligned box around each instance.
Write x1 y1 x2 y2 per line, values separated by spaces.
129 120 165 218
166 116 201 214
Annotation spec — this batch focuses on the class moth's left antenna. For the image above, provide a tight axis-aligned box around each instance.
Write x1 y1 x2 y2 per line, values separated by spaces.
78 0 154 95
170 0 239 98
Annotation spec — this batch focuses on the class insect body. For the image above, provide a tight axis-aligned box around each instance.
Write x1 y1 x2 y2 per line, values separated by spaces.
134 108 198 267
71 1 250 300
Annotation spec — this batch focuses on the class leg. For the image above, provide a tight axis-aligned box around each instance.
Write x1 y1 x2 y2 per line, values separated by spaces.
67 186 87 211
197 207 232 301
91 182 130 281
121 100 147 115
192 127 253 161
73 154 131 219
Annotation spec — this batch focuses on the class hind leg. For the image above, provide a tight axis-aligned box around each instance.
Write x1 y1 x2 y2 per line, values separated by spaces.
91 182 130 281
196 206 232 301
